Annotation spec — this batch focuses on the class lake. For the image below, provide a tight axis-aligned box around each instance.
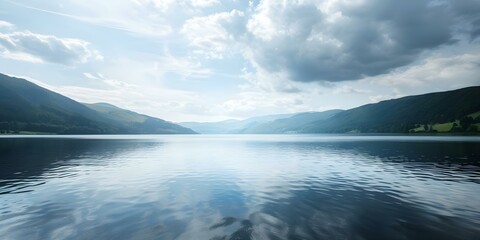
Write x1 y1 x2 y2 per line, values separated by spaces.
0 135 479 240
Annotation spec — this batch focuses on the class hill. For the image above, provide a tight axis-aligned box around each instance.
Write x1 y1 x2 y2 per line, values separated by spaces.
83 103 196 134
181 87 479 134
301 86 480 133
0 73 196 134
240 110 343 133
180 113 297 134
2 73 477 134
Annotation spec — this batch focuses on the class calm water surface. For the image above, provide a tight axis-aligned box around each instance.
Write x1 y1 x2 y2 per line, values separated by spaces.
0 135 479 240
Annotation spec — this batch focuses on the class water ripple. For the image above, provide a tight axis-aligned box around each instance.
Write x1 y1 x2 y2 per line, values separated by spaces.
0 135 479 240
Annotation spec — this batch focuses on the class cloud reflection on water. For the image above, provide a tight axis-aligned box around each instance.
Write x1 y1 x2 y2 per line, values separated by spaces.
0 135 479 239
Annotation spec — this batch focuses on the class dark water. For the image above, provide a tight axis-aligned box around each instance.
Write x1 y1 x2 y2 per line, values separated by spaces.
1 135 479 240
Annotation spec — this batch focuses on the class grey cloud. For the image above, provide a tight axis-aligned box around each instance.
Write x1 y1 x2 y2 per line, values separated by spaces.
0 31 102 64
449 0 480 40
245 0 479 83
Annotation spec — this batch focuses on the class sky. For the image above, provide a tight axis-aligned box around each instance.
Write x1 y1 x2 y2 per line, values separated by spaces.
0 0 479 122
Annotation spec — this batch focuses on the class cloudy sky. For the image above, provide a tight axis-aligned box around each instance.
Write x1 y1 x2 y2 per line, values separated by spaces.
0 0 479 122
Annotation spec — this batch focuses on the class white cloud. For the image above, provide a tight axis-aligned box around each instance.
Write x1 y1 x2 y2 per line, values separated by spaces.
132 0 177 13
10 0 173 37
369 50 480 93
83 72 135 88
134 0 220 11
0 20 14 29
334 85 370 94
181 10 245 59
369 94 400 103
154 54 213 79
240 65 302 93
190 0 220 8
218 91 310 118
0 51 44 63
83 72 98 80
0 31 103 64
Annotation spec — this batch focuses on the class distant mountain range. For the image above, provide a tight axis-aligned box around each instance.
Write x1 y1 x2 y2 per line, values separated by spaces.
0 73 196 134
180 113 297 134
239 110 344 134
181 87 480 134
180 110 345 134
1 73 479 134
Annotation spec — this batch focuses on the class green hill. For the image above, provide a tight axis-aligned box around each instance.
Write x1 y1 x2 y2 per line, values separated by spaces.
302 86 480 133
0 73 196 134
83 103 196 134
184 87 479 134
2 73 477 135
84 103 147 123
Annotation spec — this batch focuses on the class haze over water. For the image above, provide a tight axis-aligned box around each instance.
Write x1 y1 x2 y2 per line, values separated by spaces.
1 135 479 240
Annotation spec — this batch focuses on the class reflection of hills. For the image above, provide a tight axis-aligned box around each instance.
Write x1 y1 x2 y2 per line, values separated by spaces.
202 141 480 240
0 138 162 193
259 140 480 182
331 140 480 163
1 137 479 239
335 140 480 182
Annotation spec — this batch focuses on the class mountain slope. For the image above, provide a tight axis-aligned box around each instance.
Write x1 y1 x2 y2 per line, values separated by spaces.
181 87 479 134
84 103 196 134
0 73 196 134
0 74 116 134
240 110 343 133
302 86 480 133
